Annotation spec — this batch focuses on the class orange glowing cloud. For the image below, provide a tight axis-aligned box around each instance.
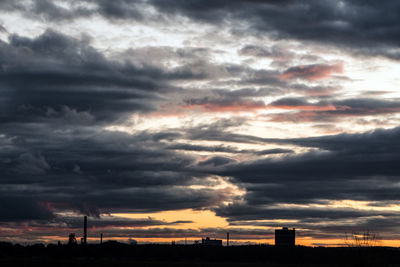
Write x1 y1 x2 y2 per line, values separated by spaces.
280 62 344 81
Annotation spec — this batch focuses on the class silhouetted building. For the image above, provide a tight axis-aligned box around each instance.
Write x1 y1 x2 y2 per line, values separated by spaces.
129 239 137 245
275 227 295 246
68 233 77 245
83 216 87 244
227 232 230 246
202 237 222 246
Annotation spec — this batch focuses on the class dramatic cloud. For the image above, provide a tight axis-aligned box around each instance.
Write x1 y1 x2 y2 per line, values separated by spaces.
280 63 344 81
268 98 400 122
184 97 266 112
147 0 400 60
1 0 400 245
268 98 337 111
211 127 400 237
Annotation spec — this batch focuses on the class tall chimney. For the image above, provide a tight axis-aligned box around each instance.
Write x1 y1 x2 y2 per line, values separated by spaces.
100 233 103 244
83 216 87 244
227 232 229 247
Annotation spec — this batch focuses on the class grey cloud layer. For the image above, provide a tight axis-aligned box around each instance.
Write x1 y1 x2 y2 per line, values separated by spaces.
3 1 400 59
0 30 241 221
210 127 400 238
149 0 400 59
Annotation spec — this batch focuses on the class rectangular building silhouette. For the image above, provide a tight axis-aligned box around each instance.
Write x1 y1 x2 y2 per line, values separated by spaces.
275 227 295 246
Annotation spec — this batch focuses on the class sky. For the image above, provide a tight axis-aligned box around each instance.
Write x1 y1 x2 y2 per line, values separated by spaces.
1 0 400 247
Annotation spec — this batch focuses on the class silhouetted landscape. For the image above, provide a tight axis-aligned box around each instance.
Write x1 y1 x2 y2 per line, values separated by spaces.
2 242 400 267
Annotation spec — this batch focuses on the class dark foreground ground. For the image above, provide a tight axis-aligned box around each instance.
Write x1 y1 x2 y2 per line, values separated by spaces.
1 242 400 267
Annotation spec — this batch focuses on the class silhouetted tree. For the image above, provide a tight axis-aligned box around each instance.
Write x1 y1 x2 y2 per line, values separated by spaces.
345 230 381 247
68 233 77 245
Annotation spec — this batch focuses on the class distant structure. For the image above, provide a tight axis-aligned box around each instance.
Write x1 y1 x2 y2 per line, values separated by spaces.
129 239 137 245
68 233 77 245
275 227 295 247
202 237 223 246
83 216 87 244
227 232 230 246
100 233 103 244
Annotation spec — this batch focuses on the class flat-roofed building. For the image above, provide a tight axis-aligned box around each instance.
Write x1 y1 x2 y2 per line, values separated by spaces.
202 237 223 246
275 227 295 246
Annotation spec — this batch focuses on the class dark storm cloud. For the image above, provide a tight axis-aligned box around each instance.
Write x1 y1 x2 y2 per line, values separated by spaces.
0 0 144 22
0 215 191 229
218 204 397 221
0 197 54 222
215 87 282 98
280 63 344 81
0 215 195 242
283 126 400 157
166 143 293 156
30 0 94 21
149 0 400 59
0 30 158 124
268 98 400 122
198 156 236 167
0 126 236 217
184 97 266 112
256 148 293 155
0 31 251 220
0 104 279 227
58 216 192 229
3 1 400 58
0 26 249 221
221 126 400 183
209 126 400 232
0 30 223 126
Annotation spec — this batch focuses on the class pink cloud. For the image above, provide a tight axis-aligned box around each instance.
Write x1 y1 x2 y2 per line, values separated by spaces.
280 62 344 81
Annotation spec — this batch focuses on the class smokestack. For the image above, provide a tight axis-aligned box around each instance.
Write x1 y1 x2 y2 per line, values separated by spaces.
227 232 229 247
100 233 103 244
83 216 87 244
